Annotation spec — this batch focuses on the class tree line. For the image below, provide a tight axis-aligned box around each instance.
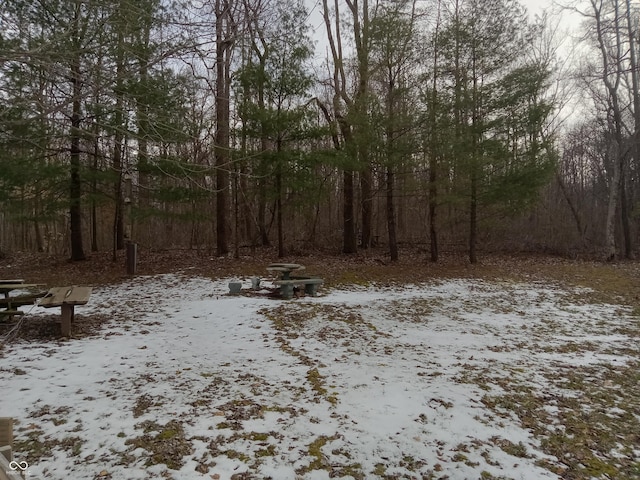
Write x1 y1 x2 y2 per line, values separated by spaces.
0 0 638 262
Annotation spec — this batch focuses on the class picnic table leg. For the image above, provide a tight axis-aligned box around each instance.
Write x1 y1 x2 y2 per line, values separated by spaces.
305 284 318 296
60 304 74 337
280 284 294 299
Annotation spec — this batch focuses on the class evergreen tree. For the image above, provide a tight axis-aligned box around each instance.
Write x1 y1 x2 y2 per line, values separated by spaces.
434 0 554 262
236 0 315 257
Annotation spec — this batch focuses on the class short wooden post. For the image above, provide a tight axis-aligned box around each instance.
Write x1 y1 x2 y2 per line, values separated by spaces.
126 242 137 275
0 418 12 460
60 304 74 337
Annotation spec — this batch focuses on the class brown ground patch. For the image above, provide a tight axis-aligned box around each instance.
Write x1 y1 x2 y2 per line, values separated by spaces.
0 313 111 342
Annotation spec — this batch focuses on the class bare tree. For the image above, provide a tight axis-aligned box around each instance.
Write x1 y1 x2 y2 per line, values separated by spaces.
214 0 237 256
579 0 635 259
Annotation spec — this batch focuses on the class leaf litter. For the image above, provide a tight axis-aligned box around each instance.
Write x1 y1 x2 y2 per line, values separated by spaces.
0 272 639 479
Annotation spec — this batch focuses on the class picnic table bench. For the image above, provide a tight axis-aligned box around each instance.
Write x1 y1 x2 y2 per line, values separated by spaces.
266 264 323 299
39 286 92 337
273 276 324 299
0 280 46 320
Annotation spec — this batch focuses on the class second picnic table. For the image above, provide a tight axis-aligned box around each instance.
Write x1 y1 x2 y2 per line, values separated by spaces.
266 263 323 299
0 280 46 319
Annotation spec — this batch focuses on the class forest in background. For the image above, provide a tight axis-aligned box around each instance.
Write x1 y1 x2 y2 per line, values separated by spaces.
0 0 639 263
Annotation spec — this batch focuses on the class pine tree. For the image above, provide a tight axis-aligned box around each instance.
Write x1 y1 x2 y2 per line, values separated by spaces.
434 0 554 262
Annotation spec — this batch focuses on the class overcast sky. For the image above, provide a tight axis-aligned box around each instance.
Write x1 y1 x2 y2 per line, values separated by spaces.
305 0 582 50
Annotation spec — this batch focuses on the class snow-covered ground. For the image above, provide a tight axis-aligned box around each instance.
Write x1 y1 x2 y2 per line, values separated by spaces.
1 274 637 479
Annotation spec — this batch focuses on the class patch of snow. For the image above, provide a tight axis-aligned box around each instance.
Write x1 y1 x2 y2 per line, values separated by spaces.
0 275 636 479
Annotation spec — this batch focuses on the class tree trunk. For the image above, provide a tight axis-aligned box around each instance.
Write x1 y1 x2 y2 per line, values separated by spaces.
137 41 150 247
555 172 585 242
112 11 126 254
276 169 284 258
429 1 441 263
604 144 621 261
429 157 438 262
620 164 632 258
112 130 125 252
360 167 373 249
257 183 270 246
69 1 86 262
343 170 357 254
469 37 479 265
386 166 398 261
91 114 99 252
625 0 638 258
215 0 232 256
469 164 478 264
593 0 625 260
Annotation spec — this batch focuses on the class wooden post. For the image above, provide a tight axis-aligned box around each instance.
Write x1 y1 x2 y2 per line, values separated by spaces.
0 418 12 459
126 242 137 275
60 304 74 337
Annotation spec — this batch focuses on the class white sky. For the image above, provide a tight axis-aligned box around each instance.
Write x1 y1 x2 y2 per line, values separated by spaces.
305 0 584 59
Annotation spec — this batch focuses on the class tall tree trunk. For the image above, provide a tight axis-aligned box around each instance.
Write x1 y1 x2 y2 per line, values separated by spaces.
91 133 99 252
625 0 639 258
322 0 365 255
350 0 371 250
136 25 151 247
215 0 232 256
340 119 358 254
69 1 86 261
112 10 126 254
593 0 625 260
429 0 442 263
469 38 479 265
112 128 125 252
257 52 270 247
385 65 398 261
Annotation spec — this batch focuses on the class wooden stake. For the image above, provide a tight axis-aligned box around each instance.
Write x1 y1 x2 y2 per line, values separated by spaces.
60 304 74 337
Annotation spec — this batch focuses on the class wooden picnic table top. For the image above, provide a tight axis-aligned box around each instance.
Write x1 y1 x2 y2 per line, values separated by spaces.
266 263 305 272
0 283 45 294
0 279 24 285
39 286 92 308
266 264 305 281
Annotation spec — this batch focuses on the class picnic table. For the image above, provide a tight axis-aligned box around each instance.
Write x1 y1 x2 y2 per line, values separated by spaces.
266 263 306 280
39 286 92 337
266 263 323 299
0 280 46 320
